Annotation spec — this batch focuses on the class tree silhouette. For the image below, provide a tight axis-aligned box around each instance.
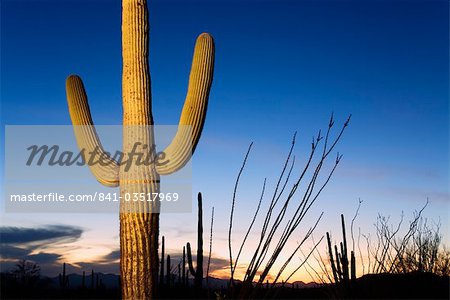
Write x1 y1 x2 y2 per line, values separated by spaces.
11 259 40 287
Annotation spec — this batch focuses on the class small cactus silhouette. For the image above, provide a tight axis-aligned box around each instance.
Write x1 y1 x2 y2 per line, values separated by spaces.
90 270 94 290
160 236 165 285
187 192 204 289
182 245 186 286
166 254 171 286
81 271 85 289
326 214 357 286
58 262 68 289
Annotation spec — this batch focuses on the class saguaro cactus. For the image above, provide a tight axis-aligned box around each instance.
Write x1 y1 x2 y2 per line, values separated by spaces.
65 0 214 298
186 192 204 289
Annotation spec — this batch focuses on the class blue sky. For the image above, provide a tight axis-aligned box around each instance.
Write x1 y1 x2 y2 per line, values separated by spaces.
1 0 449 281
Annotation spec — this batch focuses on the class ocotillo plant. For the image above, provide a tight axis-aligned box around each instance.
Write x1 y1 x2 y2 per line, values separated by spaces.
82 271 85 289
206 206 215 287
187 192 204 289
65 0 214 298
326 214 356 285
227 114 350 299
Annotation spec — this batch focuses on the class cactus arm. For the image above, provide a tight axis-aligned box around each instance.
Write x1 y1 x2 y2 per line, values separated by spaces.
350 251 356 281
341 214 348 261
327 232 340 283
340 214 350 282
156 33 215 175
186 242 197 277
334 245 342 279
66 75 119 187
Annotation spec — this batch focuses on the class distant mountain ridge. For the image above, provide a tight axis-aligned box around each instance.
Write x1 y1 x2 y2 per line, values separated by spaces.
43 273 318 290
48 273 120 289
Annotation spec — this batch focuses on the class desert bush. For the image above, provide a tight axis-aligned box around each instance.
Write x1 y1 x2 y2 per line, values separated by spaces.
368 201 449 276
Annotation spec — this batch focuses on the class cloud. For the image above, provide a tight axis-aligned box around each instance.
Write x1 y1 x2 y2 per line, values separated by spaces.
162 250 229 275
101 250 120 262
340 162 445 182
0 225 83 274
27 253 62 265
0 225 82 244
383 187 450 204
162 224 195 239
72 249 121 274
207 256 229 274
0 225 123 275
0 244 30 259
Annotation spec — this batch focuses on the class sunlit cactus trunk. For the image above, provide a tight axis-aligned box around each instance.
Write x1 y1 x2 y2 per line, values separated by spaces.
65 0 214 298
120 1 160 298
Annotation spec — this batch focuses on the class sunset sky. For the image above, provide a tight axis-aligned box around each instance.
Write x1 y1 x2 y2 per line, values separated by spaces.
1 0 449 283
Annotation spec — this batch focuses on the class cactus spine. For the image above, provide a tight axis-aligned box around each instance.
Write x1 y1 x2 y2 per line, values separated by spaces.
326 214 357 286
65 0 214 298
186 192 204 289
